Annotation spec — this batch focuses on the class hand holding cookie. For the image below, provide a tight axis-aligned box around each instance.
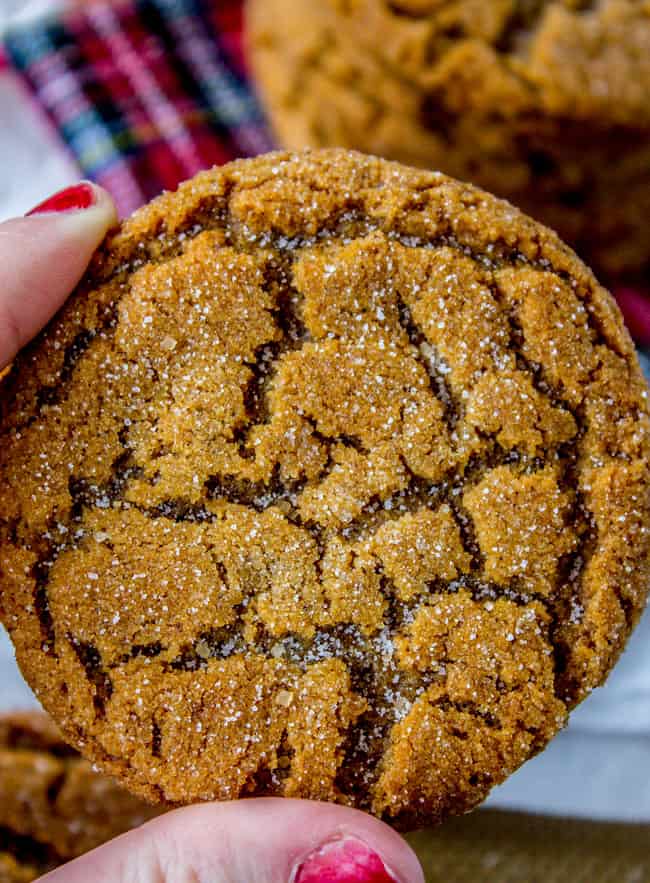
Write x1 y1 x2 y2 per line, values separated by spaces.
0 183 423 883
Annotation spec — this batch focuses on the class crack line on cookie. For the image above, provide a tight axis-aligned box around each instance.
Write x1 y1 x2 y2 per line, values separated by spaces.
233 254 308 457
31 559 56 656
395 293 458 431
69 638 113 719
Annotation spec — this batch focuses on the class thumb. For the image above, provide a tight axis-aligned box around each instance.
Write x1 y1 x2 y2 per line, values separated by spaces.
0 182 117 368
39 799 425 883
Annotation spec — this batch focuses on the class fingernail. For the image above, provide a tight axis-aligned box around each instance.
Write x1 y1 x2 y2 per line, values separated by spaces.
26 183 96 216
294 837 399 883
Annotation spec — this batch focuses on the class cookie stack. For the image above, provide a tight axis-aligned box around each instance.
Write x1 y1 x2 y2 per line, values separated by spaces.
247 0 650 281
0 713 162 883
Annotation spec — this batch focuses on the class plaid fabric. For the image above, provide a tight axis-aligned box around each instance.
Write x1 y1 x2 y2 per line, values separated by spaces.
4 0 273 216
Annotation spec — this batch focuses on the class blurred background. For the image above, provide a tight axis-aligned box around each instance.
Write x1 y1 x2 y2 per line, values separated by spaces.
0 0 649 880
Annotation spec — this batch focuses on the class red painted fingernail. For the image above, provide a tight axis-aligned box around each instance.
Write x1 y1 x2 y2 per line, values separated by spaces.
26 183 96 216
295 837 398 883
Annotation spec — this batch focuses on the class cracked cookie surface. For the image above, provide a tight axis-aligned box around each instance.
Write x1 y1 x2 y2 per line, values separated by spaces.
1 149 649 828
0 712 161 883
247 0 650 280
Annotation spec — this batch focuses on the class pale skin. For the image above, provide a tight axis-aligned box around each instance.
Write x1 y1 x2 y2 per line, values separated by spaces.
0 183 424 883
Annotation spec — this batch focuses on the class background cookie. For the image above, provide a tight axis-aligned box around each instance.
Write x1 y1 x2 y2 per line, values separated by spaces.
0 711 162 883
246 0 650 282
1 150 649 829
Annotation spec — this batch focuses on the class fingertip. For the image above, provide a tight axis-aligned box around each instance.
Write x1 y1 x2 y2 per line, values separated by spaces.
24 181 118 255
62 181 118 241
0 182 117 366
37 799 425 883
149 800 426 883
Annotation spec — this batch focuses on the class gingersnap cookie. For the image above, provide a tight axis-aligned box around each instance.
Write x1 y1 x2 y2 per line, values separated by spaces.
1 150 649 829
0 711 162 883
246 0 650 281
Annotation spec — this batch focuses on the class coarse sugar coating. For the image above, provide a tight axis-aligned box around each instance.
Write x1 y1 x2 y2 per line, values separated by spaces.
0 149 649 829
246 0 650 280
0 711 162 883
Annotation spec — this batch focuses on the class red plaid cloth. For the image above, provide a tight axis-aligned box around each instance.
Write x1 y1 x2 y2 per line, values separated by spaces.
3 0 273 215
2 0 649 345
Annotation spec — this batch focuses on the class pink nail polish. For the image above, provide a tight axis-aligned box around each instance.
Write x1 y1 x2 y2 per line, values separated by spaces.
26 183 96 216
295 837 398 883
